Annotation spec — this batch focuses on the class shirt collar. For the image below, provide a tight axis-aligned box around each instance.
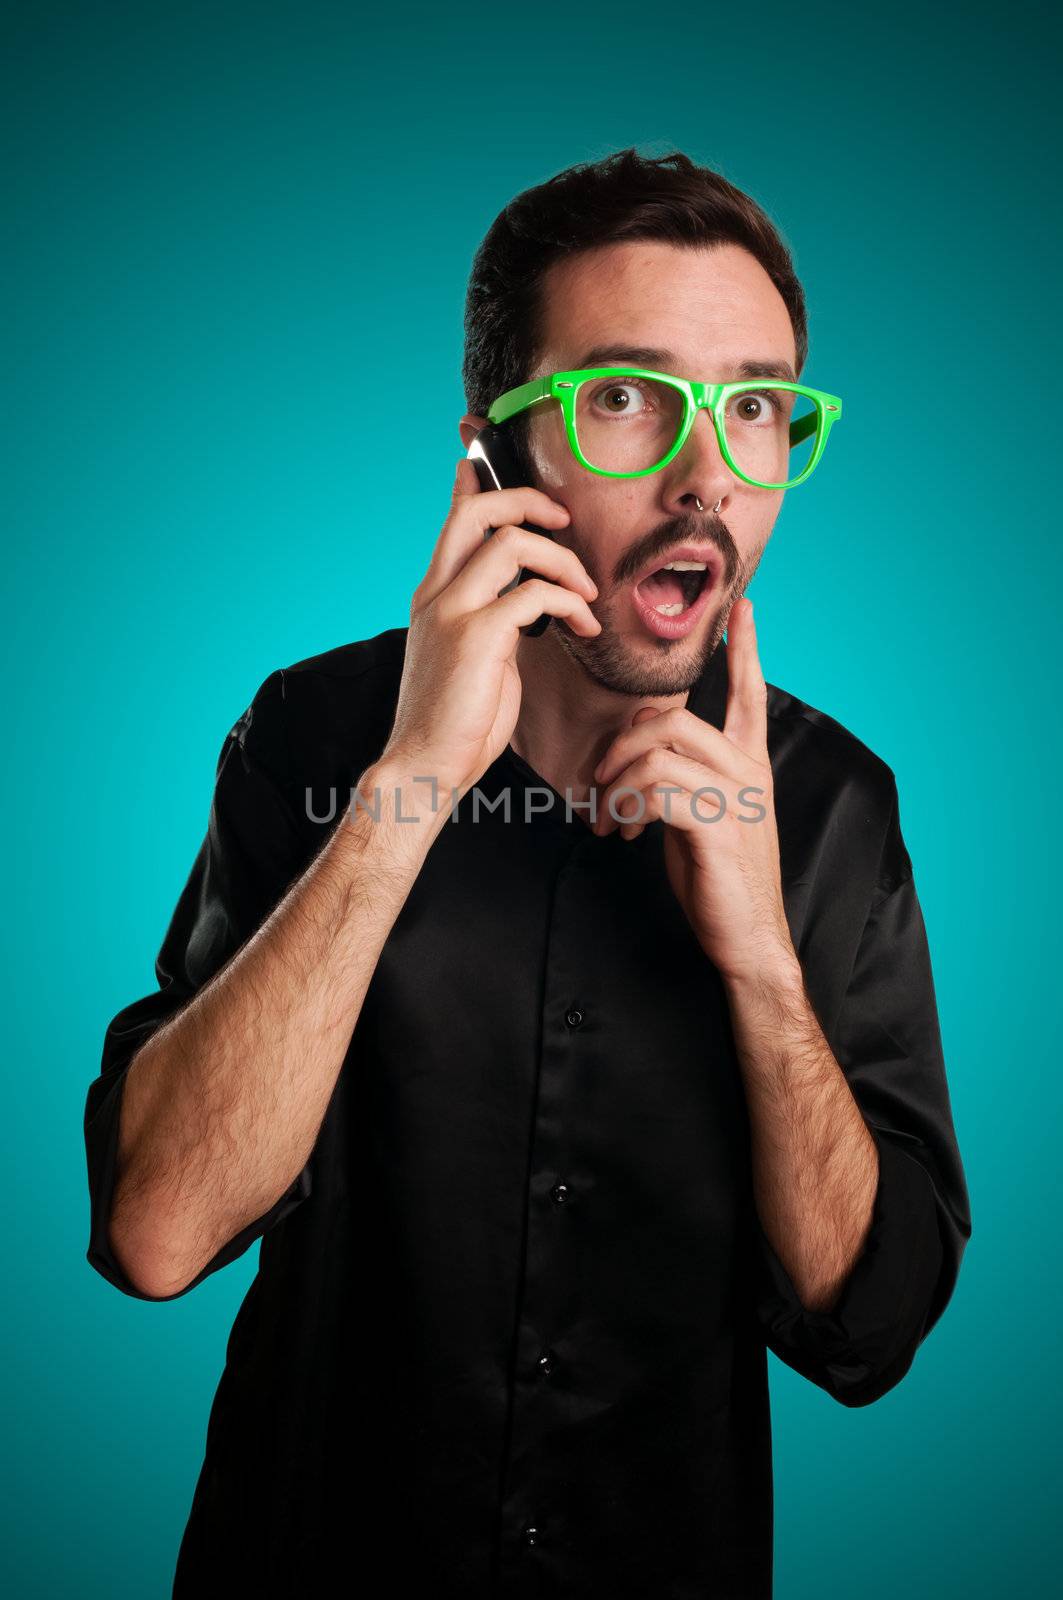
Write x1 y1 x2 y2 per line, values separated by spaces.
684 637 730 733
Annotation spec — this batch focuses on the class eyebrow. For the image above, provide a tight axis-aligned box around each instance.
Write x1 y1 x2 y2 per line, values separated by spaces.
572 343 799 385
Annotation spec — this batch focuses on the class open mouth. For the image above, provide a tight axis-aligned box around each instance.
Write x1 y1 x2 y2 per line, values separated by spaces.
630 555 717 640
635 561 709 617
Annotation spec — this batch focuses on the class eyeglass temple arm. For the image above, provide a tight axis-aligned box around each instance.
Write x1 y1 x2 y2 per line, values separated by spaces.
790 411 817 447
487 377 552 426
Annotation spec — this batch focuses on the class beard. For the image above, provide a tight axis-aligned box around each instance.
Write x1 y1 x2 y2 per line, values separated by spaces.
549 511 764 698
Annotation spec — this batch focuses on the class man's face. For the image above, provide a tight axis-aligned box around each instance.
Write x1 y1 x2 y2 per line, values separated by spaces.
465 240 798 698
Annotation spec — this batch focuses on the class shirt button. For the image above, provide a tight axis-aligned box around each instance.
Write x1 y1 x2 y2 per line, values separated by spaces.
550 1182 570 1205
565 1008 583 1028
538 1349 557 1376
521 1524 540 1548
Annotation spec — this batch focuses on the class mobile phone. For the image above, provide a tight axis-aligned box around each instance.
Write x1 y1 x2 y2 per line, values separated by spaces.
466 423 554 638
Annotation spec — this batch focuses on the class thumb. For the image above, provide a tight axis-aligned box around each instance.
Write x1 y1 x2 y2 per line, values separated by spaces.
631 704 666 726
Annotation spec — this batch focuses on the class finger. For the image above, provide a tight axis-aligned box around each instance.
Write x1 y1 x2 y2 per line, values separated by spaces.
609 705 667 817
723 597 768 756
593 706 747 791
450 456 479 504
602 778 728 840
418 461 575 605
595 750 728 836
479 576 602 643
615 706 668 805
442 523 598 614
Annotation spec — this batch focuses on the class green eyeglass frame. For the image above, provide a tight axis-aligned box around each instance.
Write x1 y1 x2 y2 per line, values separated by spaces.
486 367 844 490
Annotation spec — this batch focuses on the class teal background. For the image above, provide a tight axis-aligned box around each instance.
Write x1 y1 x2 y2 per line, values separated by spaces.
5 0 1057 1593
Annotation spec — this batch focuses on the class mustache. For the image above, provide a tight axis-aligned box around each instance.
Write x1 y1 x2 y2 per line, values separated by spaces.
610 512 737 588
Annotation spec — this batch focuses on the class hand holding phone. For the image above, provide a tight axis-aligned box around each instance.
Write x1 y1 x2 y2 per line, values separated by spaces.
466 424 562 638
380 452 600 802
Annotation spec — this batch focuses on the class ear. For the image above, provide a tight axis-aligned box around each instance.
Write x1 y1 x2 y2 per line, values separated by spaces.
458 413 490 450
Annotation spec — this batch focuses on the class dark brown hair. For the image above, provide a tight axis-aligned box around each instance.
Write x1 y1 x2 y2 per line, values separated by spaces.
462 146 808 460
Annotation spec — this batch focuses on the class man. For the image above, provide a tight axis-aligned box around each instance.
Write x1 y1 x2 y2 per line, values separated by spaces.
84 148 971 1598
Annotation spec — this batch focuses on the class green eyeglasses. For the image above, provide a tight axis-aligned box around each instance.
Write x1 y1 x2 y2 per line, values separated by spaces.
487 367 843 490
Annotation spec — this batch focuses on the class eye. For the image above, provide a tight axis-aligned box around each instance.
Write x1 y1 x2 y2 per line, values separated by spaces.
591 381 651 418
729 390 782 425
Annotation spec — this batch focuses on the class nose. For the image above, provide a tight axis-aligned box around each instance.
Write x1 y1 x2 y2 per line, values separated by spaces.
659 406 734 519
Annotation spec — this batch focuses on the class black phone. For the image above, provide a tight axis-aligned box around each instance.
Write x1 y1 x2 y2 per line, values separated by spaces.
466 423 553 638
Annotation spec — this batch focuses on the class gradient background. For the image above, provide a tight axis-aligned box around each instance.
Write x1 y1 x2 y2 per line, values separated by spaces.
5 1 1058 1593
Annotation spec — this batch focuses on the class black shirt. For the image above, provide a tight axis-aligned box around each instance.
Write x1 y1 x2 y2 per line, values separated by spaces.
83 626 972 1598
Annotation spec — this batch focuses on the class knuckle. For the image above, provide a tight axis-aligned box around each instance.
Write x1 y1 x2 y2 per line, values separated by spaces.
432 592 461 630
457 611 490 650
455 610 482 643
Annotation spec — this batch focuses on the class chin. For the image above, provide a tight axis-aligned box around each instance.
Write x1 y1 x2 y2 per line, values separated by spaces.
557 608 723 699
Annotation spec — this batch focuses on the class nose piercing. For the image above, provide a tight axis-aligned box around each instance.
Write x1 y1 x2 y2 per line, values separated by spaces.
695 497 722 514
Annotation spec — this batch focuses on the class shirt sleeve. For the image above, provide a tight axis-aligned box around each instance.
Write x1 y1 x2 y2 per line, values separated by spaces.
83 667 315 1301
748 782 973 1407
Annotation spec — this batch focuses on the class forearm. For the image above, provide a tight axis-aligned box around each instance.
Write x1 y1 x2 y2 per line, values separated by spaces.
722 954 879 1313
110 758 442 1297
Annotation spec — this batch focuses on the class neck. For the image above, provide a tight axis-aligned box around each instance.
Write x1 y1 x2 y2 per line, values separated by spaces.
509 626 692 805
